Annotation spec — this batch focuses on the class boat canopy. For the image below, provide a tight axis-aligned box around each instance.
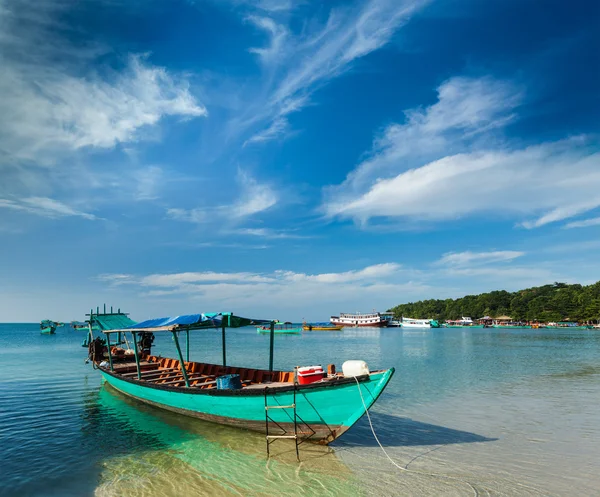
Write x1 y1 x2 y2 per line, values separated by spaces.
90 313 137 331
103 312 271 333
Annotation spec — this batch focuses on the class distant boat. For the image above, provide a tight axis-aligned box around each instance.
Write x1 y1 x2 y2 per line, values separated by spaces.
40 320 57 334
401 317 441 329
303 323 343 331
257 324 302 334
330 312 388 328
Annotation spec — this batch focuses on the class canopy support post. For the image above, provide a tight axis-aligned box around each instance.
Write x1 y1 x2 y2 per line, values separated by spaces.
106 333 114 372
186 329 190 363
269 320 275 372
222 322 227 367
172 331 190 387
131 332 142 380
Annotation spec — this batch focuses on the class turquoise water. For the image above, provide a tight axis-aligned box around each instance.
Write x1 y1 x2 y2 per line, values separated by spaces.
2 324 600 496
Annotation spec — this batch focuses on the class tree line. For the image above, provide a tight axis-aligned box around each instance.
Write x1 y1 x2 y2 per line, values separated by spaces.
388 281 600 322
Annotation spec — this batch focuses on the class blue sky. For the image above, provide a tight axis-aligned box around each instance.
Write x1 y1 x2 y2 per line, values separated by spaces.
1 0 599 322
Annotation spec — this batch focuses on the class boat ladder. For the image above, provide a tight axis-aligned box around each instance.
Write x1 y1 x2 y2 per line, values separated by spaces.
264 385 314 461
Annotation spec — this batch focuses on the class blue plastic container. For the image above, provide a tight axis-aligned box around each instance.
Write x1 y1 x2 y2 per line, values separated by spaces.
216 374 242 390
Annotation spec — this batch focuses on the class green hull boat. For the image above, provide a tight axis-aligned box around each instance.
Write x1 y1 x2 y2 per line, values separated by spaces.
85 310 395 444
256 326 302 334
40 320 57 334
100 365 393 443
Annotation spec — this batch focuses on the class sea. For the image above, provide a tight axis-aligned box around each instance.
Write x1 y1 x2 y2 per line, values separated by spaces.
1 323 599 496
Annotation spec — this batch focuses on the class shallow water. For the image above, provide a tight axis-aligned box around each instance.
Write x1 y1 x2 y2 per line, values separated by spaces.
1 324 599 496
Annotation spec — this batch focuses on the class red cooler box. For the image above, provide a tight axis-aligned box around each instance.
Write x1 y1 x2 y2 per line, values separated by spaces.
297 365 325 385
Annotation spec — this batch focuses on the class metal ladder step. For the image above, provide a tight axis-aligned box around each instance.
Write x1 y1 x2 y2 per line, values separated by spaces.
265 385 301 461
265 404 295 410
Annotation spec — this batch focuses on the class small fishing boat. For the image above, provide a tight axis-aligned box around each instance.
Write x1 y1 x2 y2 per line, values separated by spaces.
85 309 394 445
302 322 343 331
257 323 302 334
40 320 57 334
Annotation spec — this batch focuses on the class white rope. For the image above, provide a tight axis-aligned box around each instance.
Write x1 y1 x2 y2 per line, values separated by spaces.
354 377 478 496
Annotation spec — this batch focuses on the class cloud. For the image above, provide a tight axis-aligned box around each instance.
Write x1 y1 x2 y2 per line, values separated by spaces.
96 262 423 315
92 254 573 319
323 76 600 228
247 15 288 64
243 117 289 146
336 76 522 193
564 217 600 229
228 170 278 217
436 250 525 267
236 228 309 239
239 0 427 145
0 197 99 220
167 170 277 224
166 207 207 224
132 166 164 201
0 0 207 227
0 51 206 164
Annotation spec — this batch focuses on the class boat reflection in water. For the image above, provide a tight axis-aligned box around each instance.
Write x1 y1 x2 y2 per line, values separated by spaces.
86 385 361 496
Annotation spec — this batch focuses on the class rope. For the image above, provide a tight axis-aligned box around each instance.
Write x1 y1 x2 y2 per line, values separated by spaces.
353 377 478 496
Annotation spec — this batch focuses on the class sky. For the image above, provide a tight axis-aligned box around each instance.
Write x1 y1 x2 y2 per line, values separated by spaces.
0 0 599 322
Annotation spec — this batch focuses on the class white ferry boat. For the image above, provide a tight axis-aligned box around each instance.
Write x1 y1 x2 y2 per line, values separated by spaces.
330 312 389 328
401 317 441 328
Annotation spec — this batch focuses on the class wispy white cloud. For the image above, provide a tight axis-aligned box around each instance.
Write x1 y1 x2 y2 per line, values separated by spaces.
247 15 289 64
236 227 309 239
336 76 522 194
277 262 401 283
0 197 99 220
323 75 600 228
0 52 206 164
166 207 207 224
564 217 600 229
96 262 422 314
228 170 278 217
0 0 207 227
436 250 525 267
167 169 277 224
240 0 427 145
132 166 164 201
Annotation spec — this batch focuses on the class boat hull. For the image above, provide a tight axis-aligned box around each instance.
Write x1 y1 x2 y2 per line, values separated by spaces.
329 320 387 327
302 326 343 331
40 327 56 334
100 368 394 444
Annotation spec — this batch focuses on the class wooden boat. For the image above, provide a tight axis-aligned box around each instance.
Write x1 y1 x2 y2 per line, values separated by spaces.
85 310 394 444
40 320 57 334
257 323 302 334
302 322 343 331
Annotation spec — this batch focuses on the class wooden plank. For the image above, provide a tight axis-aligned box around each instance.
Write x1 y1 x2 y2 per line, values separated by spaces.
154 374 211 386
121 367 179 378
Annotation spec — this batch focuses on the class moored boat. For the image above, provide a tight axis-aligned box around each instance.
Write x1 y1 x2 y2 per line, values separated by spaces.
302 322 343 331
257 323 302 334
40 320 57 334
330 312 388 327
85 310 394 445
401 317 441 328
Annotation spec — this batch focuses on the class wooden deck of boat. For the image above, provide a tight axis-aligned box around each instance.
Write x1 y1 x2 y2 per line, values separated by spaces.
108 356 298 390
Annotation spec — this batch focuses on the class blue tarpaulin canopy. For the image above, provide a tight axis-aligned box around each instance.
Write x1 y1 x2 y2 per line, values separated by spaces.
101 312 271 333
